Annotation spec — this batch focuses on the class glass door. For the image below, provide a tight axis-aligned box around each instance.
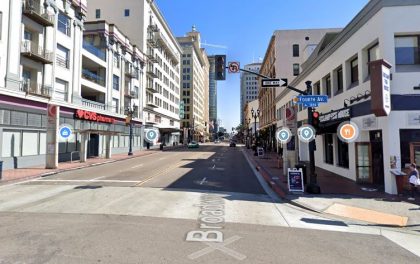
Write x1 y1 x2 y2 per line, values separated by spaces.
356 143 372 183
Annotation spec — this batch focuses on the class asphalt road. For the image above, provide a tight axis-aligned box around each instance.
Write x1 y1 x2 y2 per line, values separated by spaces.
0 143 418 263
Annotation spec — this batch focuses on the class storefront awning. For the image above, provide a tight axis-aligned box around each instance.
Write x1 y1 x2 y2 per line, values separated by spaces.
77 129 120 135
159 127 182 133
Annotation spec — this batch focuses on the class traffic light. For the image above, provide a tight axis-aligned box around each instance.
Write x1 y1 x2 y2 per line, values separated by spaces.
214 55 226 80
311 110 320 131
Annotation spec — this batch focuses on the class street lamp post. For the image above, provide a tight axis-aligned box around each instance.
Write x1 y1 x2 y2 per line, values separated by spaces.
245 118 251 149
125 104 136 156
251 108 260 156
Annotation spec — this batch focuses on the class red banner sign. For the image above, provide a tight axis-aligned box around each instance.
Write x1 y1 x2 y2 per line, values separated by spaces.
75 110 115 124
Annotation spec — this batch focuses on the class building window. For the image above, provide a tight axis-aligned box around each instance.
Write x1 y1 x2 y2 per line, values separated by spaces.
292 44 299 57
337 136 349 168
124 9 130 17
350 57 358 84
58 12 71 37
112 98 119 113
95 9 101 19
293 63 300 76
113 75 119 91
368 43 380 63
395 35 420 65
313 81 320 95
324 74 331 98
56 44 70 69
324 134 334 165
335 66 343 94
55 78 68 101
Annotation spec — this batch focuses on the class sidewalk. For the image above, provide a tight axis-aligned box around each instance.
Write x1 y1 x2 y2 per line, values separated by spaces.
244 148 420 229
0 144 186 185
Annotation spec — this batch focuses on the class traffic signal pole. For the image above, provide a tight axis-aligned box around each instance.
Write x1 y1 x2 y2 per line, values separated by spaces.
233 66 320 194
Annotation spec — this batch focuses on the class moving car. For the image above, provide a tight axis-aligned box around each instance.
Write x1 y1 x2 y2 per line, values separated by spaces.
229 141 236 147
188 141 199 148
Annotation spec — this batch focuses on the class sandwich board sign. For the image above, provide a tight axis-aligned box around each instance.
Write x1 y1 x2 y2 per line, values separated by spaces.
287 168 304 192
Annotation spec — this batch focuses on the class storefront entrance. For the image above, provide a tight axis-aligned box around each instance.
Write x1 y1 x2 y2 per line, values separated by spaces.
88 133 99 157
355 131 384 185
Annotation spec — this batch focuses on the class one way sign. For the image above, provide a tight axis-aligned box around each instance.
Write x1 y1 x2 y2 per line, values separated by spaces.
261 78 288 88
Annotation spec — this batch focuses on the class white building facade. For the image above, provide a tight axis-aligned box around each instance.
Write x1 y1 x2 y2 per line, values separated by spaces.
286 0 420 194
177 27 210 143
87 0 182 146
0 0 145 170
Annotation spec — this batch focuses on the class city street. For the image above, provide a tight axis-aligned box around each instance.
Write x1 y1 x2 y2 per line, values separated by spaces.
0 144 418 263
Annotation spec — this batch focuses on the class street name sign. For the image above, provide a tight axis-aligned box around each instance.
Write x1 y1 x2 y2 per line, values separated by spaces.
261 78 287 88
296 95 328 103
303 102 319 108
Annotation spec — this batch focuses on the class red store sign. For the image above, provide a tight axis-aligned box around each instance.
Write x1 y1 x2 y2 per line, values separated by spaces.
75 110 115 124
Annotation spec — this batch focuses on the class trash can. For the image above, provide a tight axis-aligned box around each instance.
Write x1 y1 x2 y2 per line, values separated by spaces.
160 143 164 150
0 160 3 180
295 163 307 185
395 174 405 195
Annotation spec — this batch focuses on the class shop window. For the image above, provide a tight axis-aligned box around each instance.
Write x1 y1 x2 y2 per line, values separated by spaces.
2 131 21 157
337 136 349 168
113 135 119 148
39 132 46 155
22 132 38 156
324 134 334 165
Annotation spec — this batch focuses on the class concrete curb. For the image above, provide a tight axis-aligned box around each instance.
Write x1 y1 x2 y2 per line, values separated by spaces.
0 151 158 186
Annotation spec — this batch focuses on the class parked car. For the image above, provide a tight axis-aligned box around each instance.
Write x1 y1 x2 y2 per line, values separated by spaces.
188 141 199 148
214 139 221 144
229 141 236 147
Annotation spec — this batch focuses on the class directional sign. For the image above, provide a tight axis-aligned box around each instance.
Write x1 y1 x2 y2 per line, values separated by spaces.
261 78 287 88
228 62 240 73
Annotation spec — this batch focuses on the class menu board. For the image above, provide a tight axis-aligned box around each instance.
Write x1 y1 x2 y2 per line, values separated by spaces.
288 168 304 192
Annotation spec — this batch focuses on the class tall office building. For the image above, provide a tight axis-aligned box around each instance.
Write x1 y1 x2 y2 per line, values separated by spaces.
177 27 210 142
87 0 182 145
208 56 218 138
240 63 261 124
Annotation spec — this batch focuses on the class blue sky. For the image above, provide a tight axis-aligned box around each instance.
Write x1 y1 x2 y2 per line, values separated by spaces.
155 0 369 130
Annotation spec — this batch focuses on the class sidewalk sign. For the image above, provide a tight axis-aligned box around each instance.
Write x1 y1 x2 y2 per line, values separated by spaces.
257 147 264 157
288 168 304 192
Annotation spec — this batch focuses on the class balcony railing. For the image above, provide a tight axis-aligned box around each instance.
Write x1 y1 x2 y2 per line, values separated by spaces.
82 69 105 87
146 67 158 79
83 41 106 61
124 88 138 99
81 98 106 110
23 0 54 27
21 40 53 64
146 100 159 108
21 81 52 98
125 67 139 79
